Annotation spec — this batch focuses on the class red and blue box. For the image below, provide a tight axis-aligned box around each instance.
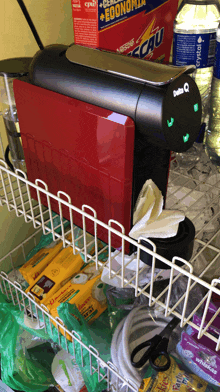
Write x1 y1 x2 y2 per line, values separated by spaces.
71 0 179 63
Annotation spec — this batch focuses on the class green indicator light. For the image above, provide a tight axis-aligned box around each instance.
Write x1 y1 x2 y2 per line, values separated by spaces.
183 133 190 143
194 103 199 112
167 117 174 127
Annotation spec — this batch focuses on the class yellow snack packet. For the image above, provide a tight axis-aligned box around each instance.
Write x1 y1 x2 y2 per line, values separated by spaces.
26 247 84 306
45 262 107 338
139 356 215 392
19 241 64 285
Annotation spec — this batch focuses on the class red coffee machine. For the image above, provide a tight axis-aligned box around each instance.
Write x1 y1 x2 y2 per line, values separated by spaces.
13 44 201 249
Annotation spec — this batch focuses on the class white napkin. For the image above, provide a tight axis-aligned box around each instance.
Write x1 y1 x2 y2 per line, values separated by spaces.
101 250 178 288
129 180 185 240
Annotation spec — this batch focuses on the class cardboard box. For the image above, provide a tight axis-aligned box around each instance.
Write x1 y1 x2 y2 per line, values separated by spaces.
71 0 179 63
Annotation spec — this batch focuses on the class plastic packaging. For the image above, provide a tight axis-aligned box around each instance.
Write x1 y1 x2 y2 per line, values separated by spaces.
23 247 85 330
0 290 107 392
26 248 84 305
105 274 205 332
19 239 65 286
57 302 111 392
167 275 205 319
51 349 87 392
205 22 220 168
105 286 149 311
0 301 56 392
45 262 107 339
173 0 220 168
139 356 216 392
177 299 220 387
173 0 220 125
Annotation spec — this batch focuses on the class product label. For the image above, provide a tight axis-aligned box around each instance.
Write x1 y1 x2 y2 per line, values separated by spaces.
173 32 216 68
128 26 164 59
74 18 98 46
31 275 55 300
139 356 209 392
98 0 166 30
177 314 220 386
72 0 179 63
214 39 220 79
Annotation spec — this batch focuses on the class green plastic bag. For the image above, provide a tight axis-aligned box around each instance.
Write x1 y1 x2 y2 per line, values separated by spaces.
0 292 56 392
58 302 111 392
0 290 110 392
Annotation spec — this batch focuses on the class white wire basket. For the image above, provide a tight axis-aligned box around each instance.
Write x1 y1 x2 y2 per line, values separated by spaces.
1 151 220 392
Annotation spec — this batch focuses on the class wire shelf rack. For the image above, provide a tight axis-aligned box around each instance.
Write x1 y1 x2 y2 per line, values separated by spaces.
1 151 220 391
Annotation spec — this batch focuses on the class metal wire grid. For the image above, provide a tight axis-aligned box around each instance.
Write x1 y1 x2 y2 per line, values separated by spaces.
0 264 136 392
167 159 220 280
1 157 220 390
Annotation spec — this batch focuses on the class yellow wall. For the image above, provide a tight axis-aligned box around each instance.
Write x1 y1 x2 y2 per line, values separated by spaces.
0 0 74 259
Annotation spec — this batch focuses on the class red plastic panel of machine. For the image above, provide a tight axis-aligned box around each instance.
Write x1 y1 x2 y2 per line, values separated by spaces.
14 79 135 249
72 0 179 63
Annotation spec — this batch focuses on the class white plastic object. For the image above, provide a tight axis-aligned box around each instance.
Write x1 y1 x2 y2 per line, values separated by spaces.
51 349 86 392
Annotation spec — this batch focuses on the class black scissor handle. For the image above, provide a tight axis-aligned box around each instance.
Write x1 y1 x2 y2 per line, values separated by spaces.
131 334 162 368
150 337 171 372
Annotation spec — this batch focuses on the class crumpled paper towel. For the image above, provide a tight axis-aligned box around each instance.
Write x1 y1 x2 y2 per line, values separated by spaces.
101 250 179 288
129 179 185 240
